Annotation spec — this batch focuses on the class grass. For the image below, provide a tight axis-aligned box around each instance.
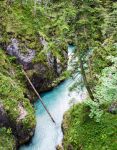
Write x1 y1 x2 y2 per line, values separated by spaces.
63 103 117 150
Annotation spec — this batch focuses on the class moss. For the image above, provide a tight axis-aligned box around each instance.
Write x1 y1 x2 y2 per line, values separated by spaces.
0 49 36 147
0 69 36 129
63 103 117 150
0 127 16 150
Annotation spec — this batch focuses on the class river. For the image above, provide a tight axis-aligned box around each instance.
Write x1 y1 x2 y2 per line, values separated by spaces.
20 46 85 150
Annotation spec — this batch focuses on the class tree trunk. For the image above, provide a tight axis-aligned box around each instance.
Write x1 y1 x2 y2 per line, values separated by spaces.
79 55 94 101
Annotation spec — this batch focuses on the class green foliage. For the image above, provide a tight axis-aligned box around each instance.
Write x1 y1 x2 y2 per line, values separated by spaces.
63 103 117 150
95 56 117 103
85 99 104 122
62 1 117 149
86 56 117 121
102 2 117 39
68 0 117 121
90 40 117 83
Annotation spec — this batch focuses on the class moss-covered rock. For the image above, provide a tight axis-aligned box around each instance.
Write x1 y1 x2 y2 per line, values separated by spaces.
0 127 16 150
0 0 68 93
0 49 36 148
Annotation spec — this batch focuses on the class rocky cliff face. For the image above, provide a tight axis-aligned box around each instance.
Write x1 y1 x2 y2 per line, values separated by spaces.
6 37 67 94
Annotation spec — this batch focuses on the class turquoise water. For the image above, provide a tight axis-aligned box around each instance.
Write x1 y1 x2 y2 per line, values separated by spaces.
20 46 85 150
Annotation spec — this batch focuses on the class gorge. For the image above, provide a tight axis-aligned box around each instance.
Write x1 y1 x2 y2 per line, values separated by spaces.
20 46 86 150
0 1 117 150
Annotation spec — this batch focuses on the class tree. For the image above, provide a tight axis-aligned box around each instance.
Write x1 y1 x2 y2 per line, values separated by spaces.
71 0 104 101
102 1 117 40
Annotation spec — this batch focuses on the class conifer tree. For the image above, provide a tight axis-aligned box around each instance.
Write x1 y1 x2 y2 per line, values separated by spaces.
71 0 104 100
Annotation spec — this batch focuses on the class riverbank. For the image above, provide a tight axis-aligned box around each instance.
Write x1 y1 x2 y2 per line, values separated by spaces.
62 103 117 150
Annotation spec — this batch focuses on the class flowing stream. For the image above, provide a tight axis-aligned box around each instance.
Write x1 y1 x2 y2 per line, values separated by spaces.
20 46 86 150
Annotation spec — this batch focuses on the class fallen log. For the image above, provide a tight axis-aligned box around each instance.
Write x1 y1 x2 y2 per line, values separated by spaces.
22 68 56 124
